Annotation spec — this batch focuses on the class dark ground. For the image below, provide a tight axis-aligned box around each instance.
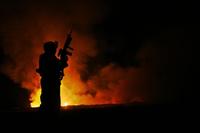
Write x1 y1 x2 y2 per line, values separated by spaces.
0 103 187 121
0 103 197 132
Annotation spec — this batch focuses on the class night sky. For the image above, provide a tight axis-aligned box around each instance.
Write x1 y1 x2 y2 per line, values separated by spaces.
0 0 195 111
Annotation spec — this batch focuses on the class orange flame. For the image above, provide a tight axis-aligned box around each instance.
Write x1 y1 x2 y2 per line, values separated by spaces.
3 29 145 108
0 2 146 109
30 31 108 108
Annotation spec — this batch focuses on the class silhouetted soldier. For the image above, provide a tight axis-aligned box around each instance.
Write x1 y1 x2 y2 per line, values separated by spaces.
36 41 68 112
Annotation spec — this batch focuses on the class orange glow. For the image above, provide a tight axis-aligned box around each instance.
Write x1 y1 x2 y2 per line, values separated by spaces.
27 30 145 108
29 40 145 108
0 3 145 109
62 102 69 107
30 89 41 108
29 30 120 108
10 26 143 107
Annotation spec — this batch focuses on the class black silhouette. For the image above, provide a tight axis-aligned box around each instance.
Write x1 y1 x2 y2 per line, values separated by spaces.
57 29 73 80
36 31 73 112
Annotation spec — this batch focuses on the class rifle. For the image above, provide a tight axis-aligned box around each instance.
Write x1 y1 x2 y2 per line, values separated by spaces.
57 29 73 80
58 29 73 58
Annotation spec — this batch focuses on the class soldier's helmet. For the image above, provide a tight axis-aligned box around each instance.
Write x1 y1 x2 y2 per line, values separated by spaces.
43 41 58 53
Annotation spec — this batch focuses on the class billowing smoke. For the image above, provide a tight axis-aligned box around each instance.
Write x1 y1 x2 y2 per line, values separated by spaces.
0 0 187 107
0 0 106 103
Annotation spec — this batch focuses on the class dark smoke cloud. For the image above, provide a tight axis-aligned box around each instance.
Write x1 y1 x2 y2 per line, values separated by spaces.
0 0 192 106
0 73 30 111
0 39 30 110
83 29 190 104
0 0 111 106
0 0 107 89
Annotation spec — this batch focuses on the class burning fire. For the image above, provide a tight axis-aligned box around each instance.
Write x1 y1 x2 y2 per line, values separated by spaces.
30 37 108 108
2 29 145 108
30 87 70 108
30 89 70 107
29 30 127 108
30 60 84 108
29 32 145 108
0 1 148 109
30 78 83 108
62 102 69 107
30 89 41 108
